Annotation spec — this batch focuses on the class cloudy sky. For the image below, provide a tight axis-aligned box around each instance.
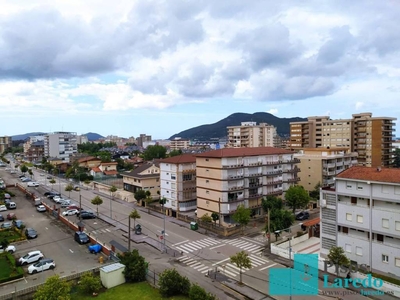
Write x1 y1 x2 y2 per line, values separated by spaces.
1 1 399 139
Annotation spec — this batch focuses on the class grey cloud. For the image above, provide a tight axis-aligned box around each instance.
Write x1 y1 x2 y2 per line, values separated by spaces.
317 26 354 64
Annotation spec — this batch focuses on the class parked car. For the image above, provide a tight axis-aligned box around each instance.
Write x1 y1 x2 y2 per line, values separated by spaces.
27 182 39 187
21 178 31 182
74 231 90 244
60 200 72 208
12 220 24 229
53 196 66 204
73 186 80 191
80 211 96 219
4 199 11 206
0 214 3 222
4 193 11 199
66 205 82 211
0 222 12 229
6 202 16 210
88 244 102 254
28 258 55 274
7 213 16 220
0 244 16 254
18 250 44 266
295 211 310 221
62 209 79 216
46 175 52 179
18 175 25 179
36 205 47 212
0 205 6 212
25 228 38 239
46 192 61 199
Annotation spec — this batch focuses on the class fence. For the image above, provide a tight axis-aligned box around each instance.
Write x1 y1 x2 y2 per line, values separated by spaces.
146 269 160 288
93 175 123 189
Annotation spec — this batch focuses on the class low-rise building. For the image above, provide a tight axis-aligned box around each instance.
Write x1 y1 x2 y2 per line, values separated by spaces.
320 166 400 277
122 162 160 199
159 154 197 217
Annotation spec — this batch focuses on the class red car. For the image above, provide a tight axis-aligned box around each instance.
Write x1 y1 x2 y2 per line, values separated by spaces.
66 206 82 211
7 213 16 220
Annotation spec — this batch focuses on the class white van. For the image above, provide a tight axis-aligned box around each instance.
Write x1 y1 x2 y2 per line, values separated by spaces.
7 202 16 209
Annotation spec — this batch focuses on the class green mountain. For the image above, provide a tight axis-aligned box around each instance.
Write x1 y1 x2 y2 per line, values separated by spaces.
169 112 306 140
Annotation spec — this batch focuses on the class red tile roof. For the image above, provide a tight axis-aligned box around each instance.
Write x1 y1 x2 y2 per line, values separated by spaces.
100 162 118 165
196 147 294 158
336 166 400 184
78 156 99 163
91 167 102 172
303 218 320 227
161 154 196 164
104 170 118 175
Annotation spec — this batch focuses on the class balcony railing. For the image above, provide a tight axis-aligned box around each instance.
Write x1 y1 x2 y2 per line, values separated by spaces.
245 172 263 177
266 170 282 175
284 177 300 183
266 180 283 186
248 193 262 199
248 182 262 188
228 175 244 179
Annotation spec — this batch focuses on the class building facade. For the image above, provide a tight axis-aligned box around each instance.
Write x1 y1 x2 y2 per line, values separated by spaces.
44 132 78 162
159 154 197 217
0 136 12 154
290 113 396 168
227 122 278 148
295 148 358 192
170 138 190 151
76 135 89 144
137 134 152 147
320 166 400 277
122 162 160 199
196 147 300 226
24 141 44 163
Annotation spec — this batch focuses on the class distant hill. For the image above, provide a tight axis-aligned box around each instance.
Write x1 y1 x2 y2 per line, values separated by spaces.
11 132 45 141
169 112 307 140
84 132 104 141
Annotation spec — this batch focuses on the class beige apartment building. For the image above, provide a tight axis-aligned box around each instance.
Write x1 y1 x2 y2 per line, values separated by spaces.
170 138 190 151
227 122 278 148
196 147 300 226
122 162 160 200
290 113 396 168
159 154 197 217
295 148 358 192
0 136 12 154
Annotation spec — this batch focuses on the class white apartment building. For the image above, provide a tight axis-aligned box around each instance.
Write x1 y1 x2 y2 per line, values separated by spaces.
76 135 88 144
44 132 77 162
227 122 278 148
159 154 197 217
170 138 190 150
320 166 400 277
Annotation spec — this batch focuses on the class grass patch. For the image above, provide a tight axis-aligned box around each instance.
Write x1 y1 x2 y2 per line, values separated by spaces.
0 228 25 243
73 282 189 300
371 272 400 286
0 253 24 283
0 255 11 278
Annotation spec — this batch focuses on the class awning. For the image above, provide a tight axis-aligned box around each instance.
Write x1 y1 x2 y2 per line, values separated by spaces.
303 217 320 227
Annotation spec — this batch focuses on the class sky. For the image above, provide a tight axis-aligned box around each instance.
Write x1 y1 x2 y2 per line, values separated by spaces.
0 0 399 139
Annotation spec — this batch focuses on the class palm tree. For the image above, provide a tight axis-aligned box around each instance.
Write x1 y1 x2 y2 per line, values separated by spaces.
128 209 141 251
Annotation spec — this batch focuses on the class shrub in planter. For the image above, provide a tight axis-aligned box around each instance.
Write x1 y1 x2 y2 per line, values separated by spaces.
158 269 190 297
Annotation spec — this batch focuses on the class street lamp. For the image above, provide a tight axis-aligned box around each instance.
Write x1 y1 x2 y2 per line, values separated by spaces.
274 223 302 300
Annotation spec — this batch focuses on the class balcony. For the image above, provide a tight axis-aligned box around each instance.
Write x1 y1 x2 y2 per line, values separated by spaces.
323 163 336 168
222 164 243 169
266 170 282 175
228 186 244 191
228 174 244 179
266 180 283 186
266 190 282 196
248 193 262 199
245 172 263 177
282 168 300 173
248 182 263 188
284 177 300 183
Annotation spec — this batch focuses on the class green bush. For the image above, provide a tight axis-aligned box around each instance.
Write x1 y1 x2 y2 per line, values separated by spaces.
371 272 400 286
189 283 216 300
0 253 24 284
158 269 190 297
117 250 147 283
78 272 102 294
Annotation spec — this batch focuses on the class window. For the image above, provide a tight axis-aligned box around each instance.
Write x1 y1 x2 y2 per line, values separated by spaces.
377 234 384 242
357 186 363 190
382 255 389 263
396 221 400 231
205 159 209 161
206 191 209 194
351 197 357 204
206 180 209 183
171 174 176 180
382 219 389 229
343 227 349 234
356 246 363 256
396 258 400 268
357 215 363 223
346 184 352 189
346 213 352 221
345 244 351 253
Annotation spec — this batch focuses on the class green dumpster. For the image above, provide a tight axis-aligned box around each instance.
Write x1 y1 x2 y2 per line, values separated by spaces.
190 222 198 231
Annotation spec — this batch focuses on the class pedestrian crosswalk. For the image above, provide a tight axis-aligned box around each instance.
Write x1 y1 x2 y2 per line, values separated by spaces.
177 255 212 275
223 238 264 254
212 254 270 278
172 238 221 254
91 228 112 235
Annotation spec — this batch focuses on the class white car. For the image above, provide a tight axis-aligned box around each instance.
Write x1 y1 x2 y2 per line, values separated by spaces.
36 205 46 212
62 209 79 216
0 205 7 212
18 250 44 266
28 259 55 274
53 196 65 204
27 182 39 187
0 245 16 254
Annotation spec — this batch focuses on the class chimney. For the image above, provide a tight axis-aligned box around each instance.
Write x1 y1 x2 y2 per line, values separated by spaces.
377 166 381 172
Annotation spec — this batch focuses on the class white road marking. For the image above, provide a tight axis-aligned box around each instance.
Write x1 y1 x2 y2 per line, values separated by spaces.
172 240 189 246
45 227 48 230
193 264 206 270
105 229 111 232
259 263 277 271
175 247 189 254
197 266 210 272
219 267 237 277
209 244 225 250
212 257 230 266
69 249 74 253
241 236 265 246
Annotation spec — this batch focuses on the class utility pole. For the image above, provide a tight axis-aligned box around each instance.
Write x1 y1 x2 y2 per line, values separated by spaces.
128 216 131 252
163 202 166 253
267 209 271 251
79 194 82 221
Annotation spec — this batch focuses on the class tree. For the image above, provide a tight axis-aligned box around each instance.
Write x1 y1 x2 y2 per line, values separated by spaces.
143 145 167 161
285 185 310 214
0 239 9 249
91 196 103 217
232 205 252 234
309 182 321 201
34 275 71 300
144 191 152 214
65 184 73 198
20 164 28 174
211 212 219 227
169 149 182 157
49 179 56 191
327 246 350 276
158 268 190 297
78 272 102 295
268 209 295 233
200 213 212 233
117 249 147 282
261 195 283 212
230 251 251 284
134 190 147 203
394 148 400 168
28 169 33 177
109 185 118 217
128 209 141 251
189 283 216 300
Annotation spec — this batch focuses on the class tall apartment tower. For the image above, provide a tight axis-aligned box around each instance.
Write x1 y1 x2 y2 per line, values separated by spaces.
290 113 396 168
227 122 278 148
44 132 77 162
0 136 12 154
137 134 152 147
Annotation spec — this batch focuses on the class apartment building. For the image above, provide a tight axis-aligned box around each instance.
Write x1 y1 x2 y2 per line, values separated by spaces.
0 136 12 154
122 162 160 199
196 147 300 226
295 148 358 192
159 154 197 217
290 113 396 168
137 134 152 147
44 132 78 162
24 141 44 163
170 138 190 151
227 122 278 148
76 135 89 144
320 166 400 277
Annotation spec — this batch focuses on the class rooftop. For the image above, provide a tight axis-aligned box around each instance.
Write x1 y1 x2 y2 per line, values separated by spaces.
196 147 294 158
336 166 400 184
160 154 196 164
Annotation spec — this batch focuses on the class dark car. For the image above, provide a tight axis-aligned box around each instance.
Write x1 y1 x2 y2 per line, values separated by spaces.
25 228 38 239
74 231 90 244
46 192 61 199
78 211 96 219
295 211 310 221
13 220 24 229
0 214 3 222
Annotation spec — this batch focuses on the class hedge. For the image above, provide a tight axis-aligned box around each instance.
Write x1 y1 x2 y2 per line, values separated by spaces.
0 253 24 284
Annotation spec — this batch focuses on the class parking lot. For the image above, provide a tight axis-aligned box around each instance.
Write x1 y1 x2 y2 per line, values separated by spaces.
0 173 107 296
